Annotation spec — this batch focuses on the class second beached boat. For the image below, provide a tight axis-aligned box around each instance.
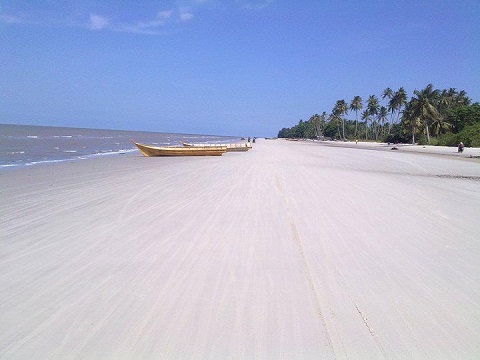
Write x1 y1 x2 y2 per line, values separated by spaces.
182 142 252 152
132 141 227 157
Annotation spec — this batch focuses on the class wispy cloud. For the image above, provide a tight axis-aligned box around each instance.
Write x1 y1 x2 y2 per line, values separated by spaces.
0 0 270 35
137 10 174 29
239 0 274 10
0 14 24 24
88 14 109 30
88 2 201 34
179 12 194 22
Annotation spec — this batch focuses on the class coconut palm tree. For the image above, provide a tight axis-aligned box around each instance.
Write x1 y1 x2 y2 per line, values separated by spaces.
333 99 348 141
382 88 394 130
349 96 363 139
328 113 341 140
395 87 408 122
387 88 408 134
366 95 379 140
382 87 393 101
402 101 422 144
361 109 369 140
309 114 320 138
367 95 380 117
320 111 327 138
411 84 440 143
430 117 451 137
455 90 471 106
377 106 388 139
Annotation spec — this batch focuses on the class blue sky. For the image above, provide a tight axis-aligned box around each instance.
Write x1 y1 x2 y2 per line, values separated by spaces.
1 0 479 137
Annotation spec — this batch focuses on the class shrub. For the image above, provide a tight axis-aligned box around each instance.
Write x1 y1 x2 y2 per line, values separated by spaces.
437 123 480 147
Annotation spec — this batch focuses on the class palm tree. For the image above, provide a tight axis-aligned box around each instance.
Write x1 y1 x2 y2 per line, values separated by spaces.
430 117 451 137
319 111 327 139
438 88 471 113
395 87 407 123
382 88 394 130
367 95 380 117
382 87 393 101
387 88 408 134
328 113 341 140
361 109 369 140
349 96 363 139
377 106 388 139
401 101 421 144
309 114 321 138
333 99 348 141
455 90 471 106
367 95 379 140
411 84 440 143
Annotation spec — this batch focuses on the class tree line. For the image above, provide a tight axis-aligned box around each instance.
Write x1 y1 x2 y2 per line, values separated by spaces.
278 84 480 147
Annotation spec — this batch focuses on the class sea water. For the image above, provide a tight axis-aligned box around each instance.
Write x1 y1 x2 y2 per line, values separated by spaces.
0 124 240 169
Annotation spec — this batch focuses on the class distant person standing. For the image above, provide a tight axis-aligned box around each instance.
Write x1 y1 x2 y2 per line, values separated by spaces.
458 141 464 153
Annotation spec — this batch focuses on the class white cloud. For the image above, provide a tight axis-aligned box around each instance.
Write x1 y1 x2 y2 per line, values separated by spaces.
158 10 174 19
0 14 24 24
137 9 174 29
2 2 206 35
88 14 109 30
240 0 274 10
179 12 194 21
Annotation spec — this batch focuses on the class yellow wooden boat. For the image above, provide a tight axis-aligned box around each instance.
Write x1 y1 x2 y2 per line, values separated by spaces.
182 142 252 152
132 141 227 157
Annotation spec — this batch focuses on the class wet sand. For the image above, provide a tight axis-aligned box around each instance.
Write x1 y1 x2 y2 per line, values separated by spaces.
1 139 480 358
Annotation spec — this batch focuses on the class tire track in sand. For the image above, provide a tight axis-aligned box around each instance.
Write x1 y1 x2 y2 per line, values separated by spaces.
275 169 337 358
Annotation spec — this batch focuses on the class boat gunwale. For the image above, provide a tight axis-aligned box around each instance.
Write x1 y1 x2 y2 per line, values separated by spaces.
131 140 227 156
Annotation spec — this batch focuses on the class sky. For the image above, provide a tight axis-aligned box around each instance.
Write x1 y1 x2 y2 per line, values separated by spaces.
1 0 479 137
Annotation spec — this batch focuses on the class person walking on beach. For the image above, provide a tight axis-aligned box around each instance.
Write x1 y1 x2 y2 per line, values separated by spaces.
458 141 464 153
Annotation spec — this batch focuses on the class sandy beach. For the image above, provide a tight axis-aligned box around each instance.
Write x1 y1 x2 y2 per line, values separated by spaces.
1 139 480 359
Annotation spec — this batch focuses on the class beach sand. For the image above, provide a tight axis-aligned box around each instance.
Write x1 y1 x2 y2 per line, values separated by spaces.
1 139 480 358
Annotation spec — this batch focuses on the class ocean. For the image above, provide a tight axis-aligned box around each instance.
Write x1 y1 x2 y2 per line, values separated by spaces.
0 124 240 169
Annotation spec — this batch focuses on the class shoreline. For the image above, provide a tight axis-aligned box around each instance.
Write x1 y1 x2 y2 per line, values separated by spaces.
3 138 480 174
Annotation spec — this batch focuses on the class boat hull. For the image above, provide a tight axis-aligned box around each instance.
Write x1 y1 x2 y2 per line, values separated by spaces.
133 142 227 157
182 142 251 152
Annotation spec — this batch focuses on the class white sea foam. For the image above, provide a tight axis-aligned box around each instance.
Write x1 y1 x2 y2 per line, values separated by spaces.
81 148 136 159
25 159 66 166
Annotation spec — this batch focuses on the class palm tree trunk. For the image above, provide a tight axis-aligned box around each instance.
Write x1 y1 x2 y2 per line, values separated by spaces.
342 119 345 141
425 120 430 143
395 111 401 126
354 111 358 138
388 111 394 134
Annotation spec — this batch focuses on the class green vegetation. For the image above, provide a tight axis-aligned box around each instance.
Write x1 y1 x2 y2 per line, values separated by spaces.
277 85 479 147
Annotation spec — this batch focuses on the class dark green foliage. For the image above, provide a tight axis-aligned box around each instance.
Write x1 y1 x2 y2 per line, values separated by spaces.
445 103 480 133
278 127 293 138
384 124 410 144
278 85 479 147
278 119 315 139
437 123 480 147
323 121 339 139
